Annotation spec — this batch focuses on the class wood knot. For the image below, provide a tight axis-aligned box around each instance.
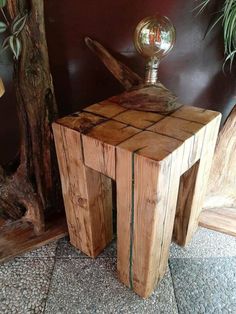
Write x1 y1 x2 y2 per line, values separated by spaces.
77 197 87 208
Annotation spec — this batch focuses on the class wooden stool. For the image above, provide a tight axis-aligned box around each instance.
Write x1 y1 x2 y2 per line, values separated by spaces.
53 99 221 298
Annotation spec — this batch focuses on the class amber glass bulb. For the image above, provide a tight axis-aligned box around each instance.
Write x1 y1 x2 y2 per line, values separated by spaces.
134 14 176 85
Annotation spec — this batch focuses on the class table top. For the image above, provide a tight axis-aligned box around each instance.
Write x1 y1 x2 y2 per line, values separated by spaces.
56 99 221 163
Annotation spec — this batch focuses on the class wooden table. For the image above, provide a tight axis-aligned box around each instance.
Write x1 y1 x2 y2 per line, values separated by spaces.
53 99 221 298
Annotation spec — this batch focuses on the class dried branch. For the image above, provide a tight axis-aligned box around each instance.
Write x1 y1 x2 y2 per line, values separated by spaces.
85 37 142 90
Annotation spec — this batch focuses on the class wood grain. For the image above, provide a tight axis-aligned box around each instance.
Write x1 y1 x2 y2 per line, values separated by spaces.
114 109 164 129
173 115 222 246
148 115 206 174
53 123 113 257
116 136 184 298
54 101 221 298
173 161 200 246
110 85 180 114
199 208 236 237
116 147 133 287
116 129 184 297
119 130 182 162
204 105 236 213
171 105 220 124
148 116 203 141
85 101 126 118
82 120 140 179
133 152 183 297
0 214 67 263
0 0 61 235
57 111 106 133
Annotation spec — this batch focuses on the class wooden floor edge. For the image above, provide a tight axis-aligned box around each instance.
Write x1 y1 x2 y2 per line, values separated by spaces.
0 214 68 264
198 208 236 237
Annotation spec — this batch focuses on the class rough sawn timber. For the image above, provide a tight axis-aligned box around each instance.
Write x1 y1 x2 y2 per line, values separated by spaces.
199 105 236 237
53 100 221 297
0 213 67 263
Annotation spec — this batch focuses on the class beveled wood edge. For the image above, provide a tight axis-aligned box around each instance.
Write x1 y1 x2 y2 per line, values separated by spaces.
199 207 236 237
0 214 68 264
53 106 222 167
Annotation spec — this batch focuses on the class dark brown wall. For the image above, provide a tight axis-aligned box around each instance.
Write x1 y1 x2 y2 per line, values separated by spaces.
1 0 236 164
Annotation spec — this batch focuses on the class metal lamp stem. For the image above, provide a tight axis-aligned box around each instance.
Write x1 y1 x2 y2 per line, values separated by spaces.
145 58 160 85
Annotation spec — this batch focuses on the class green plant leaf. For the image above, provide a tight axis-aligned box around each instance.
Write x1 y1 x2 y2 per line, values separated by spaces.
193 0 212 15
0 35 9 55
1 34 10 49
0 20 7 33
206 13 224 35
11 13 27 36
223 49 236 71
9 35 21 60
196 0 236 71
0 0 7 8
227 8 236 52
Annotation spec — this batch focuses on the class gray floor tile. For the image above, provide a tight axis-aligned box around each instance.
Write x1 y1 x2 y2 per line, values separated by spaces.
56 236 116 259
20 241 58 258
45 257 178 314
0 257 55 314
170 228 236 258
169 257 236 314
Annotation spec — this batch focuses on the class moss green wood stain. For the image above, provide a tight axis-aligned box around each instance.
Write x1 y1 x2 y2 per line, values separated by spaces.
129 151 135 289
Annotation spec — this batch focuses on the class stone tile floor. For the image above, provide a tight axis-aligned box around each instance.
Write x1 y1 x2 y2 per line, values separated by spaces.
0 228 236 314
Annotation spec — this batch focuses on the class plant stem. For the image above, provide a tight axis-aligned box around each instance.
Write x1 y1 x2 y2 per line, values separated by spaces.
1 8 10 26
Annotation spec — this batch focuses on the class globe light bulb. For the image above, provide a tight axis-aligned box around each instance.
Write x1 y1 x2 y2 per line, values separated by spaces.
134 14 176 85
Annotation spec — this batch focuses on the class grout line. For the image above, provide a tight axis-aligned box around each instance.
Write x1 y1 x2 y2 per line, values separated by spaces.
170 115 205 125
54 256 117 260
168 259 181 314
109 108 130 119
82 109 110 120
145 128 184 142
115 129 143 145
42 242 59 314
143 114 167 130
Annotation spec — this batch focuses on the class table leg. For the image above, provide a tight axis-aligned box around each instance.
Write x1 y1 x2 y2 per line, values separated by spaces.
116 148 182 298
173 117 221 246
53 123 113 257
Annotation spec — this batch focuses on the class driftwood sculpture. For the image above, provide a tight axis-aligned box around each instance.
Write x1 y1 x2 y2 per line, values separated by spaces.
0 1 62 234
85 37 180 114
200 106 236 236
204 106 236 210
85 37 236 237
